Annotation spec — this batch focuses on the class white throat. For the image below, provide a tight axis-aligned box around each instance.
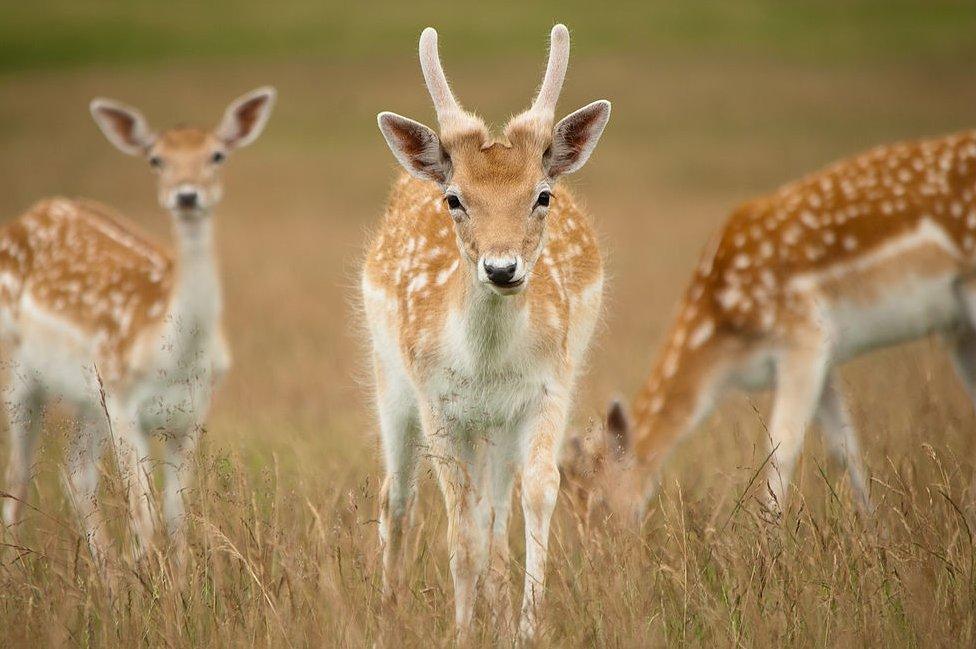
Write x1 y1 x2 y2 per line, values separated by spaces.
458 270 529 366
167 214 222 353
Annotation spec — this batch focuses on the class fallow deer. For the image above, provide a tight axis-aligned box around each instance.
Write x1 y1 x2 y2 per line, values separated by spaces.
0 88 276 561
564 128 976 525
365 25 610 639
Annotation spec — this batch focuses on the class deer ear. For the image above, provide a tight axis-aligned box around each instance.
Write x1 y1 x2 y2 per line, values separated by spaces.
377 112 451 185
548 100 611 177
216 86 276 149
606 398 631 458
90 98 155 156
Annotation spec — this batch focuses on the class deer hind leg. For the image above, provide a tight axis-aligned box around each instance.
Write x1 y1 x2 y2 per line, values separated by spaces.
2 377 44 530
375 362 421 602
943 326 976 401
941 290 976 505
945 274 976 403
947 276 976 504
815 373 873 514
764 331 830 516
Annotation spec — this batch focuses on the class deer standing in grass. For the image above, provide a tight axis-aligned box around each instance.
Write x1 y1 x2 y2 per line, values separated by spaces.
0 88 275 561
563 128 976 525
365 25 610 639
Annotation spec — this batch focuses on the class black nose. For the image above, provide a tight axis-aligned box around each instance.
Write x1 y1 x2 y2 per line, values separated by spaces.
176 191 199 209
484 259 518 285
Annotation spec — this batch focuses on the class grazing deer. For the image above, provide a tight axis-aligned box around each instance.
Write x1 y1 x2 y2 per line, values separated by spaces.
0 88 275 560
364 25 610 639
563 129 976 525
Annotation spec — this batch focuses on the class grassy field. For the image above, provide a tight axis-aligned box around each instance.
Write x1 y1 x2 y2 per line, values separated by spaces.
2 1 976 646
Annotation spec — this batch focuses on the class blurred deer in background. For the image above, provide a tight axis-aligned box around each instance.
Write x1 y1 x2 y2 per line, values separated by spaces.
365 24 610 639
0 87 275 562
564 129 976 526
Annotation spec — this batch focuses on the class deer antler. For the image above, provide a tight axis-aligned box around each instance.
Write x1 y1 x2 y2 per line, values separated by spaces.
419 27 464 126
528 24 570 122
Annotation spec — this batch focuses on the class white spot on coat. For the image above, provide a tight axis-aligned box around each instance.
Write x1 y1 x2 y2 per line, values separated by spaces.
687 319 714 349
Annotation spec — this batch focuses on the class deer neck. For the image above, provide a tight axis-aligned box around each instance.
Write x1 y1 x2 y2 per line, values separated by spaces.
449 267 530 368
630 388 687 470
167 215 222 347
629 344 721 470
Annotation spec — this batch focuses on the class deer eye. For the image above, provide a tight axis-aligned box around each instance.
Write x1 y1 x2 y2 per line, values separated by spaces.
445 194 462 211
211 151 226 164
149 155 164 169
536 190 551 208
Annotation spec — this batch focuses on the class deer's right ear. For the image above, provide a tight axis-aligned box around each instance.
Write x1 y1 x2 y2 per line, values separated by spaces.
90 98 155 156
377 112 451 185
606 398 631 458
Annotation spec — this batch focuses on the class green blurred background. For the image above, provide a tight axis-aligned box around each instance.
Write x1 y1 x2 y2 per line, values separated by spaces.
5 1 976 72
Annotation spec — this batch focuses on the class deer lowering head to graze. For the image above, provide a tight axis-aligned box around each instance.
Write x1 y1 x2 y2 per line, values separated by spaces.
563 129 976 526
0 88 275 561
365 24 610 639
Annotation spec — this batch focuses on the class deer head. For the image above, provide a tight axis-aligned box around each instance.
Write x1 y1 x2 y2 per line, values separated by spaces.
562 398 660 527
90 87 276 220
377 25 610 296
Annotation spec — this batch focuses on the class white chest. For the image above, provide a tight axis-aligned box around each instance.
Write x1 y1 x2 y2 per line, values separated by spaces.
425 301 551 433
128 264 228 433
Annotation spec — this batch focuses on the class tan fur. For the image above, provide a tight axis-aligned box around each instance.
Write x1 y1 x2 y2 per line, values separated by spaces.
148 128 227 209
2 88 274 563
0 198 184 385
366 25 609 640
565 129 976 524
364 168 601 375
640 131 976 450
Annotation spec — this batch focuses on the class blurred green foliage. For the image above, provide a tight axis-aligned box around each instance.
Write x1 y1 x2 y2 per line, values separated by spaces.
4 0 976 73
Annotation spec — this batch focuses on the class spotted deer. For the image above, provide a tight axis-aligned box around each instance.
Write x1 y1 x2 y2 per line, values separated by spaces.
364 25 609 639
563 129 976 525
0 88 275 560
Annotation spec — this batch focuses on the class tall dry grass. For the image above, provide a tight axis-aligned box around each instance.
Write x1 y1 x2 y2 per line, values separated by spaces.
2 412 975 647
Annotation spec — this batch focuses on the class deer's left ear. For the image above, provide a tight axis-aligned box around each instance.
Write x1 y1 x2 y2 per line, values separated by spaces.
215 86 277 149
606 397 631 459
547 100 611 177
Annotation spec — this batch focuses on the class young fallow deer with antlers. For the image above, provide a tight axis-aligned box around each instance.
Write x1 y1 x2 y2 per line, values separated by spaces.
365 24 610 639
564 128 976 526
0 88 275 561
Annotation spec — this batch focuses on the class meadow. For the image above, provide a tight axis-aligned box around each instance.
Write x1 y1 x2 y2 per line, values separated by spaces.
2 1 976 646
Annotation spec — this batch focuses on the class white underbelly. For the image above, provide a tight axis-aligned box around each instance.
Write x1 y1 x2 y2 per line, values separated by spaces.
826 273 961 360
10 297 103 402
785 220 966 362
8 294 219 432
